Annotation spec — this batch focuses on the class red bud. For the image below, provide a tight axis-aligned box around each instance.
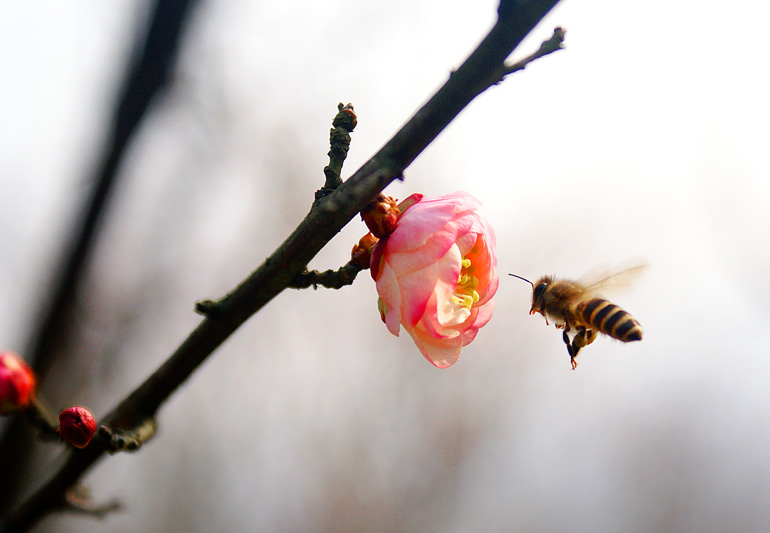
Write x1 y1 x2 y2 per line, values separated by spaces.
59 406 96 449
0 351 36 415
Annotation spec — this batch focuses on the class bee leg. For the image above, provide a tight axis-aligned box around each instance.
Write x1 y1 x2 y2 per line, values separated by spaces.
562 326 579 369
568 328 598 369
568 342 579 370
574 327 597 351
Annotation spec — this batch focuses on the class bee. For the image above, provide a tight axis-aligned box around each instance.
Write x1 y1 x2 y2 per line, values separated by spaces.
509 265 645 369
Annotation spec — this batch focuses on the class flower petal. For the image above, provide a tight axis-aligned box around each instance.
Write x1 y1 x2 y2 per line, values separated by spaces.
407 323 464 368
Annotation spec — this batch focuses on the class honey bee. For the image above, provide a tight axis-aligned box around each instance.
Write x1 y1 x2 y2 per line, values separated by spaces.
509 265 645 369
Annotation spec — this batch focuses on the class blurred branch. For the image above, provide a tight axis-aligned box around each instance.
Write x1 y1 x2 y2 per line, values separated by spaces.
21 398 60 443
22 0 201 381
2 1 562 530
63 486 122 519
0 0 200 521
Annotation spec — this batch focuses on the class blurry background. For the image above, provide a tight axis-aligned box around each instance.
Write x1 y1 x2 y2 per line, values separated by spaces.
2 0 769 531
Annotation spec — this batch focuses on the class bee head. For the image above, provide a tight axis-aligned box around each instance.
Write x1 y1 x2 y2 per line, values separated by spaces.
530 276 552 316
509 273 544 316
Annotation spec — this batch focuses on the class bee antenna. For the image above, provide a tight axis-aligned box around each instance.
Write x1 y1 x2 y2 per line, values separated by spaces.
508 273 534 288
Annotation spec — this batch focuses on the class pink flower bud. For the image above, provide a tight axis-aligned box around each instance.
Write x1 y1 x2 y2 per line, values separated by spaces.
59 406 96 448
0 351 36 415
370 192 498 368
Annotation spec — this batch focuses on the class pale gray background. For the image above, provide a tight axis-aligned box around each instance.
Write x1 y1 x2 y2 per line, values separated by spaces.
2 0 769 531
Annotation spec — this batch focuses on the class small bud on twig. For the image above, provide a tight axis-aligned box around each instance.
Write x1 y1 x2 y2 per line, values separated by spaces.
361 194 400 238
59 406 97 449
350 232 379 269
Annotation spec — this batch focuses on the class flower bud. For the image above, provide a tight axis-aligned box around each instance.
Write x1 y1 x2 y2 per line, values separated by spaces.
361 194 400 238
59 406 96 448
334 103 357 130
350 232 379 268
0 351 36 415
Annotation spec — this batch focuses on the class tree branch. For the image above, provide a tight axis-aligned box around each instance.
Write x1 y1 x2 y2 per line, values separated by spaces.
2 1 562 530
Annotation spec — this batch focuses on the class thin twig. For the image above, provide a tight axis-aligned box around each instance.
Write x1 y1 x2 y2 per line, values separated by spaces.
1 3 562 530
319 103 357 197
500 26 566 78
22 397 60 442
288 262 364 290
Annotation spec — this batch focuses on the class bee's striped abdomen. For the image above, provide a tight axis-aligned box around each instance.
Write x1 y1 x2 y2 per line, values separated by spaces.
579 298 642 342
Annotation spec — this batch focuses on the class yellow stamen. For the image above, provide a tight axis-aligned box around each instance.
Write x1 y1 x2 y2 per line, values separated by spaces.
452 253 481 311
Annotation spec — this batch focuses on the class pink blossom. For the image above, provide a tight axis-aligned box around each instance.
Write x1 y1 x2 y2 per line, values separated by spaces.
370 191 498 368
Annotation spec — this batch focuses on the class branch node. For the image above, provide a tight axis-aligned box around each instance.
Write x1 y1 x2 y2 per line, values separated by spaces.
195 298 224 318
96 418 157 454
288 261 364 290
500 26 566 79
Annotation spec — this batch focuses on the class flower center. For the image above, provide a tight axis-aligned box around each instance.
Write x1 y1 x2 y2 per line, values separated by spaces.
454 257 480 308
441 256 480 327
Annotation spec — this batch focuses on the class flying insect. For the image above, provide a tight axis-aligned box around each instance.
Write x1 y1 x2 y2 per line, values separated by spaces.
510 265 645 369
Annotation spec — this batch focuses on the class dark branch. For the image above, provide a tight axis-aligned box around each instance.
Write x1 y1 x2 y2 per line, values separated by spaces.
2 1 562 529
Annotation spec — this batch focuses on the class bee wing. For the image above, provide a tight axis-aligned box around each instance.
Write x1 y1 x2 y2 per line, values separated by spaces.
579 263 648 296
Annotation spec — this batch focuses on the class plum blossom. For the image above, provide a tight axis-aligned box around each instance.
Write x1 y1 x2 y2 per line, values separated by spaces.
370 191 498 368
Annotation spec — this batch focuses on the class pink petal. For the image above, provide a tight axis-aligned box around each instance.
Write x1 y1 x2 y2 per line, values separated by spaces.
415 245 464 336
407 324 464 368
386 197 478 254
374 260 403 336
458 300 495 346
